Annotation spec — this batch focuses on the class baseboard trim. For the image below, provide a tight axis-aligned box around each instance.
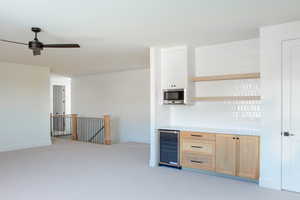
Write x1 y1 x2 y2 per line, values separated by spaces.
259 178 282 190
149 159 159 167
182 167 259 184
0 140 52 152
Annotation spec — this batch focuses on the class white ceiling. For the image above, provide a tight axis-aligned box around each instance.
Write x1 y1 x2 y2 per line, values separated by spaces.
1 0 300 76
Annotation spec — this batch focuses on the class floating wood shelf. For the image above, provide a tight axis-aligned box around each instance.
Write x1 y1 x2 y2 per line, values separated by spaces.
192 96 261 101
192 73 260 82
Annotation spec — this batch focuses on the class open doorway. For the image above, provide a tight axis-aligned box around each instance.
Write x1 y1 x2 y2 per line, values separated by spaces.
50 74 71 115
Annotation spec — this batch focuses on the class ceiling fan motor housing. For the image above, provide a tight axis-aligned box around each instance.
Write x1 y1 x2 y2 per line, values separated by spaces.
28 40 43 50
28 40 43 55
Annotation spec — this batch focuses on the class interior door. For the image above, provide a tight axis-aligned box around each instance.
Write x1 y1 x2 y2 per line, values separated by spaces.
53 85 65 114
53 85 66 132
282 39 300 193
216 134 237 176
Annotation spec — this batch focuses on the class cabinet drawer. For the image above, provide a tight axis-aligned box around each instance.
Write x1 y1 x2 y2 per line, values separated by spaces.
181 153 215 171
181 131 216 141
182 140 215 155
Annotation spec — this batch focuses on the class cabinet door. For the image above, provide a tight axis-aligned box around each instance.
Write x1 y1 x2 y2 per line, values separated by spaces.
237 136 260 179
216 134 237 176
161 48 187 89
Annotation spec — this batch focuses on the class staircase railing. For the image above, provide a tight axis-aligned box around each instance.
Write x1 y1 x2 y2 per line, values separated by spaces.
50 114 73 137
50 114 111 145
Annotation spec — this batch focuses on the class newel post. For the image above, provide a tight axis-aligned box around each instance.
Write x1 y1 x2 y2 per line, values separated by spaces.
71 114 78 140
104 115 112 145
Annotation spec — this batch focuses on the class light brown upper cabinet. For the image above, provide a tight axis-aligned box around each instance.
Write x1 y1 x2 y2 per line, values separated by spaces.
216 134 237 176
216 134 260 179
237 136 260 179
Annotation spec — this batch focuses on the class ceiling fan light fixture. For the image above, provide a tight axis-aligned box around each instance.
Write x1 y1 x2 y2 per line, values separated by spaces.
33 49 41 56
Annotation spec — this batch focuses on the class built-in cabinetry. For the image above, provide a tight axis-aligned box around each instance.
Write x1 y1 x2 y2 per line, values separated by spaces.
180 131 260 180
180 131 216 171
160 46 194 93
236 135 260 179
215 134 237 176
161 47 188 89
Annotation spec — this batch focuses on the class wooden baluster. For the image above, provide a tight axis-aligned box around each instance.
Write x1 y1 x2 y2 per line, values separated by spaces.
71 114 78 140
104 115 111 145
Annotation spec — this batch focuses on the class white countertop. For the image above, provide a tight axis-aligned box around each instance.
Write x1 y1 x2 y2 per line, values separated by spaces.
158 126 260 136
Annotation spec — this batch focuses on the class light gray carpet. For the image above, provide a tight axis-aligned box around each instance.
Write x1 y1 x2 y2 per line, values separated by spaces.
0 139 299 200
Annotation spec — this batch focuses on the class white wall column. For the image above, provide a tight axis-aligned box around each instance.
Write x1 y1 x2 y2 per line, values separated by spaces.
150 47 171 167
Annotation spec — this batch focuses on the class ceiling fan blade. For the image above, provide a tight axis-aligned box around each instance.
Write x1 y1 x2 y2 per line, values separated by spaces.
0 39 27 46
43 44 80 48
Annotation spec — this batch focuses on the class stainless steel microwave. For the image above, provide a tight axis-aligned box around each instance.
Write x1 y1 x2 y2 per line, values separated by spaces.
163 89 186 105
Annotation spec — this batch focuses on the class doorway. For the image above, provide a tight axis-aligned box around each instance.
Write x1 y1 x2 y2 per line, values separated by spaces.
282 39 300 193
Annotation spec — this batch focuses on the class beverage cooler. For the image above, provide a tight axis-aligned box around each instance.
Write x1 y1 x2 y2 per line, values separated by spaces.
159 129 181 168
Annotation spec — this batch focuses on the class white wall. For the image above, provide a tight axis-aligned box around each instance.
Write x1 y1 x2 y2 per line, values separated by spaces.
72 69 150 144
0 62 51 152
50 74 71 114
170 39 261 130
260 21 300 190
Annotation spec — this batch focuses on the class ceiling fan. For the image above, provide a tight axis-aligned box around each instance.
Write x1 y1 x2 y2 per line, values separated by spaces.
0 27 80 56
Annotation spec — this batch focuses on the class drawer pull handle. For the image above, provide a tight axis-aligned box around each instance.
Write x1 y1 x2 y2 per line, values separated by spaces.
191 145 203 149
191 160 204 164
191 134 203 137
